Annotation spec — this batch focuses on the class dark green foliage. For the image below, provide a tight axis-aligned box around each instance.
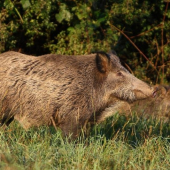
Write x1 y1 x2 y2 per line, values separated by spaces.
0 0 170 83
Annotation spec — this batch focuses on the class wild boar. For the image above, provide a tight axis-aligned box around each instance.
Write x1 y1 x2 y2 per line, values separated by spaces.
0 51 156 137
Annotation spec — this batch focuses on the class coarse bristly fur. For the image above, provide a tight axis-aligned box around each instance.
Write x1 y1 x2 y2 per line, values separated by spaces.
0 51 155 138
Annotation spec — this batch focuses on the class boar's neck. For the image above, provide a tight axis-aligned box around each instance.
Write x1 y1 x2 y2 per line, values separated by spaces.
91 83 109 116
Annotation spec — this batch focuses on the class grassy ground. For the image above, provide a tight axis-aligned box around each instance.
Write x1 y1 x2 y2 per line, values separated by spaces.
0 113 170 170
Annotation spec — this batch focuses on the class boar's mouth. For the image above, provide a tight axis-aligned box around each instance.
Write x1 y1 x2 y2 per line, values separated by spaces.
152 90 157 97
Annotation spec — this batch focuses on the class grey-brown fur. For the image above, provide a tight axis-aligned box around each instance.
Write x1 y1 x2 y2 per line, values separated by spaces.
0 51 155 137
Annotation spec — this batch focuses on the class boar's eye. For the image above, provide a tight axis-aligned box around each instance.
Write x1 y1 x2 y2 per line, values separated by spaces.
117 71 123 77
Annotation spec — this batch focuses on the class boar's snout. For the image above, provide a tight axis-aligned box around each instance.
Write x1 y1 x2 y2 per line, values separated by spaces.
132 78 156 100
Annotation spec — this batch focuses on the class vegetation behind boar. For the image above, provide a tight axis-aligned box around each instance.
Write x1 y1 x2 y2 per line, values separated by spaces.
0 51 155 137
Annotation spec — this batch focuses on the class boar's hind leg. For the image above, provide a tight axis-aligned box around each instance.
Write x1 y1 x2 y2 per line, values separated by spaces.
0 116 14 126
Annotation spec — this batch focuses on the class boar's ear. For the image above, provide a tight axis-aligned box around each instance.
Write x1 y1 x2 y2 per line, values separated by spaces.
96 52 110 73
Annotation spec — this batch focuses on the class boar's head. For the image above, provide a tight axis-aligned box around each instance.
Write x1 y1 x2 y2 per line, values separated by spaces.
95 51 156 102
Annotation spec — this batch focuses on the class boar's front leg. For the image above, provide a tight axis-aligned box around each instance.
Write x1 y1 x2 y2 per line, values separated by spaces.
59 120 79 139
58 116 89 139
96 101 131 123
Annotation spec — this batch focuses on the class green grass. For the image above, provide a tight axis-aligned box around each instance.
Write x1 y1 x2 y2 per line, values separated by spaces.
1 114 170 170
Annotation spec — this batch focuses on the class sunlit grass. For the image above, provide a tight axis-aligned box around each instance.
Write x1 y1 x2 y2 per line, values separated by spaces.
0 113 170 170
